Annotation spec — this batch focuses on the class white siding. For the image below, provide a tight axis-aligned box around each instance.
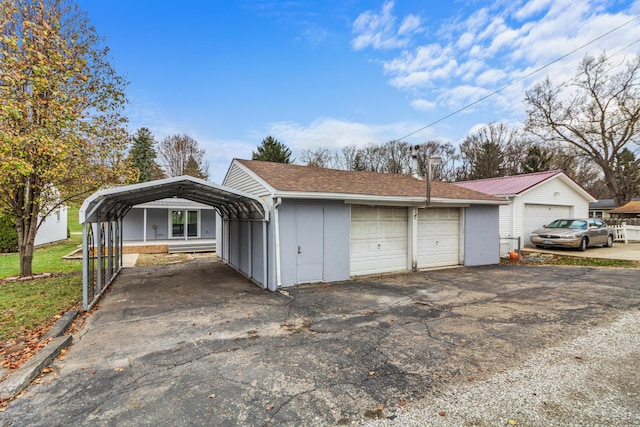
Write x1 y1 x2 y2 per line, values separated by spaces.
35 206 68 246
223 163 270 197
508 177 590 247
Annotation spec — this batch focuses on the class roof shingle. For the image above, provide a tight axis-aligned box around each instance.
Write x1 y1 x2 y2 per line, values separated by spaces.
609 201 640 214
237 159 501 202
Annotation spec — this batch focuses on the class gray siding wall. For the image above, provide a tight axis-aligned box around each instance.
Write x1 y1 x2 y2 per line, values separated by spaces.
123 209 144 241
277 199 350 287
222 219 267 287
201 209 217 238
464 205 500 266
123 208 216 241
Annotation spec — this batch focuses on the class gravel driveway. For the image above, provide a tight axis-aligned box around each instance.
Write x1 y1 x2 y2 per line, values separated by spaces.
1 259 639 426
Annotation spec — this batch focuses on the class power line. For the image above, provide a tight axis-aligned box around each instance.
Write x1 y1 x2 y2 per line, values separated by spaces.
397 14 640 142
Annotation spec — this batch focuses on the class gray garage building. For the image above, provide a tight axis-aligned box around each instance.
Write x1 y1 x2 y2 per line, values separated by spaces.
221 159 505 290
80 160 504 310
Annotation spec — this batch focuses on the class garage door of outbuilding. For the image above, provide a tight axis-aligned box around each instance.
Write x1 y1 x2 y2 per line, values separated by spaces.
417 207 461 268
524 204 572 243
350 206 408 275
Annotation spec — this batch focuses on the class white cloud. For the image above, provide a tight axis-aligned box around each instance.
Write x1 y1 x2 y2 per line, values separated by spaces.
476 68 508 86
264 117 436 151
351 1 422 50
398 14 422 35
514 0 553 20
411 99 437 112
356 0 640 123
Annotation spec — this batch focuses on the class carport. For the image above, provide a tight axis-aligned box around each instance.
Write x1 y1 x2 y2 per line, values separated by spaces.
79 176 269 311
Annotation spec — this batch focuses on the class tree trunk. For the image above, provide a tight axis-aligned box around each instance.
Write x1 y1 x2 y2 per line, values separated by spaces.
19 245 34 277
14 179 41 277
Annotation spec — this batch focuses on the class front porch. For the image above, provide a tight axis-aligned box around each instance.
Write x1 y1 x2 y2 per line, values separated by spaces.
122 238 217 254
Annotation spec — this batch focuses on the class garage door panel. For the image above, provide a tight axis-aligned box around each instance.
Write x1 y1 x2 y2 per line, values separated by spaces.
417 208 460 268
524 204 572 245
350 206 408 275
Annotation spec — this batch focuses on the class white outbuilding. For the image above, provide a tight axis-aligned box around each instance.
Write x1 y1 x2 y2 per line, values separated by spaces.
454 170 596 252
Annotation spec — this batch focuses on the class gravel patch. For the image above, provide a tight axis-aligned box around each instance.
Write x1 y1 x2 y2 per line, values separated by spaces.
363 310 640 427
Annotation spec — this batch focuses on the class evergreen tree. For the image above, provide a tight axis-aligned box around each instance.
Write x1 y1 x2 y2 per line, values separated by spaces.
252 136 293 163
521 145 552 173
129 128 163 182
183 154 209 180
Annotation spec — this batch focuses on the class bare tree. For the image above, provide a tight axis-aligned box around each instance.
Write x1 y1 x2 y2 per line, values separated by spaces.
301 148 340 169
414 141 458 181
157 134 209 179
525 53 640 206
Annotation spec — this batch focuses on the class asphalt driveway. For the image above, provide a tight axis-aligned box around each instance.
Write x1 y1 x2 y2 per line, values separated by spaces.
2 259 640 426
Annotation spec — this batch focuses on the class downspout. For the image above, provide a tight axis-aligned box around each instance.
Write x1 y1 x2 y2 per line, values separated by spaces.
273 197 282 289
262 220 268 290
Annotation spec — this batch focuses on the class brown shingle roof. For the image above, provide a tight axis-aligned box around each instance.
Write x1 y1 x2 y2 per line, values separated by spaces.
237 159 502 202
609 201 640 214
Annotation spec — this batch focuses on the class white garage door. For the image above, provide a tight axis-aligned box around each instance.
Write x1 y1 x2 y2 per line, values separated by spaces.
524 204 572 244
350 206 408 275
418 208 460 268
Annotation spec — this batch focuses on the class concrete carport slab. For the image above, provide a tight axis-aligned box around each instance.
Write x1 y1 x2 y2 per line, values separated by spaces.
2 258 640 426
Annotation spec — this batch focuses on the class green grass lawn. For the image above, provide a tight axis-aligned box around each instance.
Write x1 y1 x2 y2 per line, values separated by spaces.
0 274 82 341
67 204 82 234
1 207 84 341
0 236 82 278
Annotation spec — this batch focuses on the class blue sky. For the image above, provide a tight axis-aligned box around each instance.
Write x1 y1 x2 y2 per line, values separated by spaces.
78 0 640 183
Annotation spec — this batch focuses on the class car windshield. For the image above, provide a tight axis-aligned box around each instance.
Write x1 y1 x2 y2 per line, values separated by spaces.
546 220 587 230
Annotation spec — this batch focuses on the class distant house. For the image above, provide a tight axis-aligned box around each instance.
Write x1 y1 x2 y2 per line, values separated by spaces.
589 199 618 219
454 170 596 250
609 200 640 219
34 205 68 247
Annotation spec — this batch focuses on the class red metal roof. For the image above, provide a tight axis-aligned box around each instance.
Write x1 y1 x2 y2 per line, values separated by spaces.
454 170 564 196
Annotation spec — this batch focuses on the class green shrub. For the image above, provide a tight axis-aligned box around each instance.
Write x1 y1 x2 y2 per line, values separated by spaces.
0 212 18 253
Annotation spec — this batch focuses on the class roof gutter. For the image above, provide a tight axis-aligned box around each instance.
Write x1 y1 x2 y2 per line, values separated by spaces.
271 191 508 206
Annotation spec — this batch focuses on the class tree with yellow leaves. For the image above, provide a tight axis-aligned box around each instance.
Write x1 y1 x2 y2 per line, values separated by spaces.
0 0 133 276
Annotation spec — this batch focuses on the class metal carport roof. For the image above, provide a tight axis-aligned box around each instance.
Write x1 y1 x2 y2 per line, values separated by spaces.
80 175 269 223
79 175 270 311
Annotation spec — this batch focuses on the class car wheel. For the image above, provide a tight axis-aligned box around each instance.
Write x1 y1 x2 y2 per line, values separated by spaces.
579 237 588 251
605 234 614 248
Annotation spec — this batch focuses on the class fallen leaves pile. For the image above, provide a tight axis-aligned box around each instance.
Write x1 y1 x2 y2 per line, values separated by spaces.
1 308 84 376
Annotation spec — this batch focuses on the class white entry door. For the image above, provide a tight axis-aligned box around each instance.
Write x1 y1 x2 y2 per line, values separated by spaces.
417 208 460 268
350 206 408 276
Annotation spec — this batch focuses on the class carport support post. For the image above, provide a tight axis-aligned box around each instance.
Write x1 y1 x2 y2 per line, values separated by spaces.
107 219 113 279
82 222 89 311
97 222 102 294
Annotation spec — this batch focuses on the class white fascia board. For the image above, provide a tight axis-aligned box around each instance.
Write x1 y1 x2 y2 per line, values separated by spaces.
518 173 596 202
272 191 508 206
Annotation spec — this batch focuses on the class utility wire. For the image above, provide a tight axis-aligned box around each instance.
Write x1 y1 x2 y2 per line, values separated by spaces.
397 14 640 142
